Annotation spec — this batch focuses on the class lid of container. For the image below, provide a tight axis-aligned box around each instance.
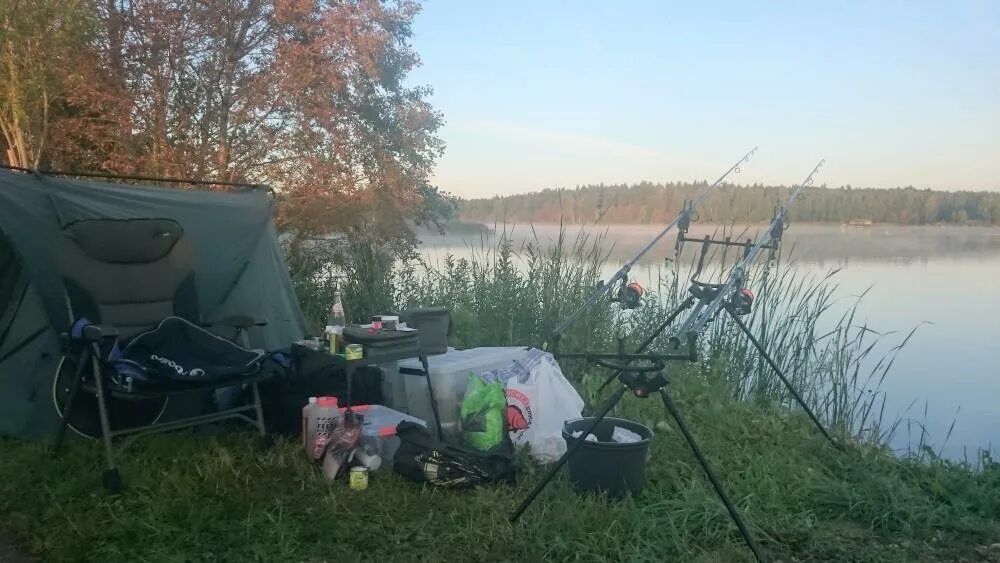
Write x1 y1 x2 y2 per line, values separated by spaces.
317 396 338 407
337 404 372 414
398 347 528 373
404 306 448 316
350 466 368 473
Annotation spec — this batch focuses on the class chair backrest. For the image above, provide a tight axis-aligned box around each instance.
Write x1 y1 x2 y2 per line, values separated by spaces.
58 218 199 339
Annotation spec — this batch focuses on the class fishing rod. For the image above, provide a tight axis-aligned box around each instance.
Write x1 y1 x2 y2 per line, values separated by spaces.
547 146 758 345
674 159 825 340
512 160 835 563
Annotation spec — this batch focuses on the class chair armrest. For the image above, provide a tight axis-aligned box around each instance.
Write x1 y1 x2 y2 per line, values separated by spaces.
202 314 268 330
81 324 119 341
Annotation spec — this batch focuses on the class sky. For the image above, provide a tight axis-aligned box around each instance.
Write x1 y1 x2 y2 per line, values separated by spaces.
408 1 1000 199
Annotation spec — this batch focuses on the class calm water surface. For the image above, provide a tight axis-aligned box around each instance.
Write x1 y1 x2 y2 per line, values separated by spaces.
419 223 1000 460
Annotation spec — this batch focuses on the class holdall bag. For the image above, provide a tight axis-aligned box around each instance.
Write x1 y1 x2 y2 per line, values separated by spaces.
393 421 516 488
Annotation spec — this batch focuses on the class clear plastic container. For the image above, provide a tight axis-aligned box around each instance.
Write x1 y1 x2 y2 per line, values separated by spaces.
378 361 409 414
337 404 425 470
398 347 528 438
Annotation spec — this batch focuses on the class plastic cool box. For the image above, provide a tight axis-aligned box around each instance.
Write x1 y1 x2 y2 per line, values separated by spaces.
338 404 425 470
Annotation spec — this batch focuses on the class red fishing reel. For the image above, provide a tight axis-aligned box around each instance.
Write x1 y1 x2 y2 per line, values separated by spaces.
728 287 755 316
615 280 644 309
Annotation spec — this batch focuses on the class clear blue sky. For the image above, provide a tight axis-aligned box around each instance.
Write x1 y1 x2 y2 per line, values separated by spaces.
408 1 999 199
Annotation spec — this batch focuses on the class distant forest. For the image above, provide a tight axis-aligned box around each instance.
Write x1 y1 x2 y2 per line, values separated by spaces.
460 182 1000 226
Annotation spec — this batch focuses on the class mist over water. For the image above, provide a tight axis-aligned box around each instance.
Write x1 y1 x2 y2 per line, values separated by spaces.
419 223 1000 460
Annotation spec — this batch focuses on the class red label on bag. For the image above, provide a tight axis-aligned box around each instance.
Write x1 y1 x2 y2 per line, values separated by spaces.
505 388 533 435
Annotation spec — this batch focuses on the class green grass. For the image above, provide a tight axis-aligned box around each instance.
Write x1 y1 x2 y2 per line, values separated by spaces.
2 371 998 562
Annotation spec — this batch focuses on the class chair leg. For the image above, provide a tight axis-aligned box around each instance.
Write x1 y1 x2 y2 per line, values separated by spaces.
90 344 122 493
251 380 266 437
53 348 90 458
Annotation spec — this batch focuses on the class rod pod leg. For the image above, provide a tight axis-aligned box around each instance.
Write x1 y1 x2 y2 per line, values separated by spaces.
726 309 840 449
509 384 629 523
659 387 765 563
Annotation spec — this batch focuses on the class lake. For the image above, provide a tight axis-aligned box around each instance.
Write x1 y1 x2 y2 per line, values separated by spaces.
418 223 1000 461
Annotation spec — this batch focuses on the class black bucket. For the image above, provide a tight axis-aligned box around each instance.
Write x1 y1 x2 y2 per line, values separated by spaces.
562 417 652 498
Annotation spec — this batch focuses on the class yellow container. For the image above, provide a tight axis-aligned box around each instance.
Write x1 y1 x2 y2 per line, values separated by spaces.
349 466 369 491
345 343 363 360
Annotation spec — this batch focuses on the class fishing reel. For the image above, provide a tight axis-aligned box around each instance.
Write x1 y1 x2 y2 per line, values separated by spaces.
725 288 755 316
611 279 644 310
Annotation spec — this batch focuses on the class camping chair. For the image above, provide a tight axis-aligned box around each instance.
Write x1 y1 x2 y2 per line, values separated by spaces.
51 218 274 492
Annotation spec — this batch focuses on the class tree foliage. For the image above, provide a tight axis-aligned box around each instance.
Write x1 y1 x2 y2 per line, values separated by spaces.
0 0 109 169
0 0 445 238
461 182 1000 226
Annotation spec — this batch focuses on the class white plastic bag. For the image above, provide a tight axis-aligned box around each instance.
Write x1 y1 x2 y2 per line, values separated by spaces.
502 350 584 463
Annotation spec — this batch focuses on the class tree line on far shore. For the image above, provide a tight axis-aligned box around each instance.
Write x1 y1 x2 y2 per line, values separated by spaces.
460 182 1000 225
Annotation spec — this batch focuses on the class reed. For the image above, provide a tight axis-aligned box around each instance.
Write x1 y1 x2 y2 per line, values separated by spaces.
299 224 921 448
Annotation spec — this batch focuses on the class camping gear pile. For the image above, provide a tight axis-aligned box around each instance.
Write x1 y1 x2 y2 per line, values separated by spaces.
295 345 587 489
0 168 601 500
300 398 517 488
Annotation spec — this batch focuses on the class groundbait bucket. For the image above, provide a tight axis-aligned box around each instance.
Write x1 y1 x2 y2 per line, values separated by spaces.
562 417 652 498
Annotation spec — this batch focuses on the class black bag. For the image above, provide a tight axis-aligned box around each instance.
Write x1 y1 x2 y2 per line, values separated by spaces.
393 421 517 487
342 327 421 361
260 344 384 436
117 316 265 383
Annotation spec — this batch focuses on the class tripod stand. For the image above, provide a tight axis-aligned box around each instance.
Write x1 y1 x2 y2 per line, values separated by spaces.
509 282 841 563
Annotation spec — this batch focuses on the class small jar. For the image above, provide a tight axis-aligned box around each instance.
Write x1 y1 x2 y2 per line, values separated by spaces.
349 466 369 490
345 343 364 360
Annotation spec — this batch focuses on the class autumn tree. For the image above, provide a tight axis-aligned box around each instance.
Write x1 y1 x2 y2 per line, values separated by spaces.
2 0 445 241
0 0 110 169
93 0 444 237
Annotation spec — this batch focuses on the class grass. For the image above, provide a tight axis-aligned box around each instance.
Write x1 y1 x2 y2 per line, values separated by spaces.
2 371 999 562
2 226 999 561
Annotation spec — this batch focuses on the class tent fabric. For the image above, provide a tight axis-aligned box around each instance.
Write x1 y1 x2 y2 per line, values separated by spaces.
0 169 306 440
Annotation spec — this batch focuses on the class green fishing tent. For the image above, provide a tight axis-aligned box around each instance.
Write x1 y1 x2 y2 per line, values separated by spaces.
0 169 306 440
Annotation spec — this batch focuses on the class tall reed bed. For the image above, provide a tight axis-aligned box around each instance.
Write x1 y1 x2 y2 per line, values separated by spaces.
287 225 914 447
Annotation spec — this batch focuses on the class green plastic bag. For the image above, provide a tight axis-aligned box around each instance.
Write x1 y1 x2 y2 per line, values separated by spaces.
461 373 507 451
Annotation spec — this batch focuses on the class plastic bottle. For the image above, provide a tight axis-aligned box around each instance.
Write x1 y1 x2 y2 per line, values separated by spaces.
327 289 346 329
301 396 317 449
308 396 339 460
325 325 343 354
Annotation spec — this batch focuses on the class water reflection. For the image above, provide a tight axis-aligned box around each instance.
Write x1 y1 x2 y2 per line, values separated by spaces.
419 223 1000 266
